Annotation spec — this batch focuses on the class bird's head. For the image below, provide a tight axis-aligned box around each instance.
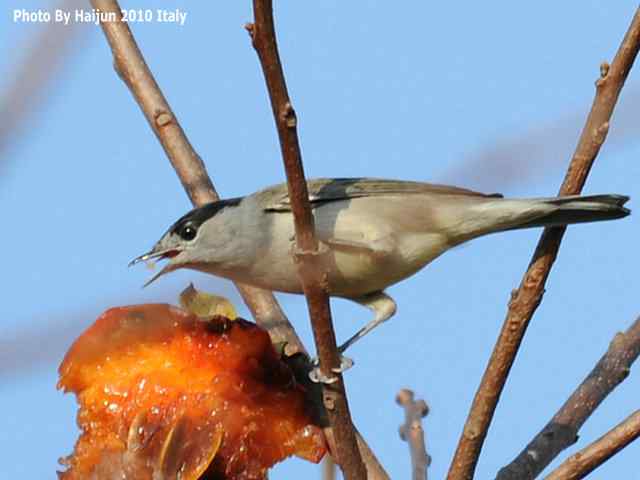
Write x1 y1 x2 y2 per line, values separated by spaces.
129 198 242 286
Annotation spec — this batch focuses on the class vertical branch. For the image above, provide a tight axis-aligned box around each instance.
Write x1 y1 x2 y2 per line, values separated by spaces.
544 410 640 480
447 8 640 480
89 0 305 353
397 389 431 480
497 316 640 479
246 1 366 478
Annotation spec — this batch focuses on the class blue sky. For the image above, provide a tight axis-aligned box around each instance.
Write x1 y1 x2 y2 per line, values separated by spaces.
1 1 639 478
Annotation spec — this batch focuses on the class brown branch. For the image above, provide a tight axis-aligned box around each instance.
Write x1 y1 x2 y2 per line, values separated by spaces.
246 2 366 478
544 410 640 480
497 316 640 479
397 389 431 480
447 8 640 480
89 0 304 354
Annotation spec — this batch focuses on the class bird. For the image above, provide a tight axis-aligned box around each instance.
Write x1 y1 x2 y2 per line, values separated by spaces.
130 178 630 379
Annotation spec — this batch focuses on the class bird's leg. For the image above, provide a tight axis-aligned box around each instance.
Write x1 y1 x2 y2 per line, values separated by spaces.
307 292 396 383
339 291 397 354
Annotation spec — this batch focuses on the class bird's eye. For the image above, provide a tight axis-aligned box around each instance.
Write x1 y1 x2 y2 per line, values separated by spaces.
179 223 197 241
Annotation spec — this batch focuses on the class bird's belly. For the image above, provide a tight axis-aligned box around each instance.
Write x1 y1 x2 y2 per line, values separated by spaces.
327 232 448 297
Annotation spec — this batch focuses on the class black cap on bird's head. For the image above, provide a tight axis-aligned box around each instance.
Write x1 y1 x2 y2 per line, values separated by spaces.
129 197 242 286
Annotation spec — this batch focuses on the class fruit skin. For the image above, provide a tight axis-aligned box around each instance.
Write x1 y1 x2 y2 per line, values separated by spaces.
58 304 326 480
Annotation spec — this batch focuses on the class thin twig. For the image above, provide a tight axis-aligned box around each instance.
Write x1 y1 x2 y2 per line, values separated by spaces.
397 389 431 480
246 2 366 478
89 0 304 353
497 316 640 479
544 410 640 480
447 8 640 480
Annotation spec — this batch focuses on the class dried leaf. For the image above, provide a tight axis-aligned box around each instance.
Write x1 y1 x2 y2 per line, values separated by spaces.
179 283 237 320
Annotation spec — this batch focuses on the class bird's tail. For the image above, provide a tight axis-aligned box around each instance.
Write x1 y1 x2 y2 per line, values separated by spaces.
457 194 631 241
505 194 630 230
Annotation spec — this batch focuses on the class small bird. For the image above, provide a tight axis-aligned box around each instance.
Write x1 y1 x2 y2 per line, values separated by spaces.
131 178 630 378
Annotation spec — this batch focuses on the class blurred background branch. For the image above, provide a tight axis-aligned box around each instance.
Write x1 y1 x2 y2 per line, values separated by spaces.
0 0 83 168
442 87 640 193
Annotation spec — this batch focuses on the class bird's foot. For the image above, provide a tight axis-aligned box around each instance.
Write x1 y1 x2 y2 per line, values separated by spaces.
308 355 354 384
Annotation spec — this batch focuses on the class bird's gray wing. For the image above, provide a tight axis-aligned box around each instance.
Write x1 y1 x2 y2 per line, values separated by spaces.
261 177 502 212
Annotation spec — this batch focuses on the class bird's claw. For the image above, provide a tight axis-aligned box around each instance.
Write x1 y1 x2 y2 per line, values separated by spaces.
308 355 354 384
308 368 339 384
333 355 354 373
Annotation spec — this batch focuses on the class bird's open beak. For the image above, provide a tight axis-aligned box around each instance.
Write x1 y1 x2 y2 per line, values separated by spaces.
129 246 182 287
128 247 180 267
